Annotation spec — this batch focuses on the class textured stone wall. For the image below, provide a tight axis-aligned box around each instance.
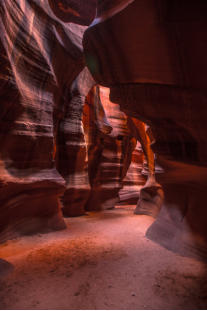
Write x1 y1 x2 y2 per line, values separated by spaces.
57 68 95 217
0 0 159 243
83 86 143 210
0 0 96 241
83 0 207 261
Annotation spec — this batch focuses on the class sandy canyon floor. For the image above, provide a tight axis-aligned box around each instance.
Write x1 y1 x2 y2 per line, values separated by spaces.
0 206 207 310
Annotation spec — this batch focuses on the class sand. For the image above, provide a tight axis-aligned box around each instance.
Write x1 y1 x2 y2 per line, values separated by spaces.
0 206 207 310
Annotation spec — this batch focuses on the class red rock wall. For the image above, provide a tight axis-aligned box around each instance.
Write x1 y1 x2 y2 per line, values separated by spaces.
57 68 95 217
0 0 96 240
83 85 148 210
0 0 158 243
83 0 207 261
119 140 145 204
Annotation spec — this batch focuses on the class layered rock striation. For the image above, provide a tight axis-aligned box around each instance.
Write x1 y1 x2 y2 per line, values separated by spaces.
83 86 138 210
58 68 95 217
0 0 96 240
84 0 207 260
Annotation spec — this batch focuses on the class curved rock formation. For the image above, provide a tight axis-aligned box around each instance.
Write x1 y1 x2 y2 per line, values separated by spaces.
83 0 207 260
0 0 96 240
126 117 163 218
58 67 95 217
118 140 146 204
82 83 160 212
48 0 97 25
83 85 136 210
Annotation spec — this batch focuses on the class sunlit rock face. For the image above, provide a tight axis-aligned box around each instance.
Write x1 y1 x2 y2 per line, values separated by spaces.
83 85 153 210
0 0 96 240
0 0 147 238
119 140 146 204
83 86 137 210
84 0 207 260
58 68 95 217
126 117 163 218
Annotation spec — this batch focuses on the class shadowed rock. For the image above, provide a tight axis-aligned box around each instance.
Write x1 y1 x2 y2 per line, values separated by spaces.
0 0 95 240
84 0 207 261
0 259 13 279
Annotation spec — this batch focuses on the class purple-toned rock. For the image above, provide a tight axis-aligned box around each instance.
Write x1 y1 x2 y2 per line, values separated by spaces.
84 0 207 261
58 68 95 217
0 0 96 240
84 86 149 210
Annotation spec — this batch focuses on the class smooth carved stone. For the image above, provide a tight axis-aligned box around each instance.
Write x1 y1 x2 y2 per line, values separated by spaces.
84 0 207 260
0 0 90 240
83 86 139 210
58 68 95 217
126 116 163 218
96 0 134 18
84 0 207 88
48 0 97 25
119 140 146 204
0 259 13 279
83 86 159 212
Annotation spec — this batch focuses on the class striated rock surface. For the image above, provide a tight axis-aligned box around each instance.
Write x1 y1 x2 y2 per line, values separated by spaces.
83 86 144 210
126 117 163 218
58 68 95 217
118 140 146 204
0 0 96 241
83 0 207 260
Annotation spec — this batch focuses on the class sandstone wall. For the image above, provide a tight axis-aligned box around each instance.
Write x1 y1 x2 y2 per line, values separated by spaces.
0 0 95 240
83 0 207 261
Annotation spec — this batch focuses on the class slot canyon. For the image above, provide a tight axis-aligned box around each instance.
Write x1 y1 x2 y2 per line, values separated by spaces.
0 0 207 309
